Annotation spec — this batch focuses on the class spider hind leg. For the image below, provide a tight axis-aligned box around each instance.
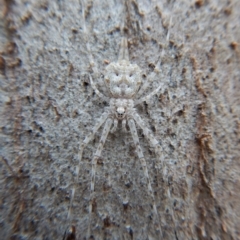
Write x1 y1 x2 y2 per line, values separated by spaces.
66 111 109 232
88 118 113 237
128 118 163 237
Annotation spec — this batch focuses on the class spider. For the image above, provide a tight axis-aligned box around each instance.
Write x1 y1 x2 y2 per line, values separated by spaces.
65 38 164 239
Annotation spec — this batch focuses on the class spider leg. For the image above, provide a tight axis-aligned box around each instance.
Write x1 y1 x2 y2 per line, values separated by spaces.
132 112 178 233
110 118 118 133
67 111 109 221
128 118 163 237
80 1 109 102
80 0 97 75
137 59 162 98
88 118 113 237
136 16 172 102
89 75 109 102
118 37 129 62
135 83 163 106
122 119 127 132
131 112 162 157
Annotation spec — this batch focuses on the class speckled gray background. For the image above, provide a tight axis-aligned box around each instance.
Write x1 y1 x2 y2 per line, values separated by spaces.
0 0 239 239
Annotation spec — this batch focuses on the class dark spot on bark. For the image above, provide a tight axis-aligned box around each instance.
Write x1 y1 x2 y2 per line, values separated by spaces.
148 62 155 70
125 181 131 188
103 216 111 228
195 0 204 8
215 205 223 217
168 176 173 186
72 28 78 34
123 201 128 211
0 56 6 71
91 198 97 213
169 143 175 152
224 8 232 16
83 81 89 87
182 67 186 74
39 126 44 132
27 129 32 134
128 227 133 239
229 41 238 50
63 225 76 240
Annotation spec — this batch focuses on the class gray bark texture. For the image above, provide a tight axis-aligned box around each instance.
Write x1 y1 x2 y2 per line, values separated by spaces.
0 0 240 239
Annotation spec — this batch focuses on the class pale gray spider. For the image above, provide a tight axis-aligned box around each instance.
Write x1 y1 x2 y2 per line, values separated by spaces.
66 38 164 238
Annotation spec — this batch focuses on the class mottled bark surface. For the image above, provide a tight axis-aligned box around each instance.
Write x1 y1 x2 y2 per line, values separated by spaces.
0 0 239 239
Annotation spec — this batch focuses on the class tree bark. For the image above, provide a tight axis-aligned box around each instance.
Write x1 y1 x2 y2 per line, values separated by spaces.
0 0 239 239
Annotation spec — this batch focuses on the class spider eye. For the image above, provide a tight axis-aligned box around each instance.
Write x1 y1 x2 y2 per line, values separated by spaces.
129 74 132 77
115 72 119 76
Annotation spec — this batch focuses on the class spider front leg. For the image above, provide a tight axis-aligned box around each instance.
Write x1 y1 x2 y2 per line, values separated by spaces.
88 117 113 237
128 118 163 237
136 16 172 104
80 0 98 75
